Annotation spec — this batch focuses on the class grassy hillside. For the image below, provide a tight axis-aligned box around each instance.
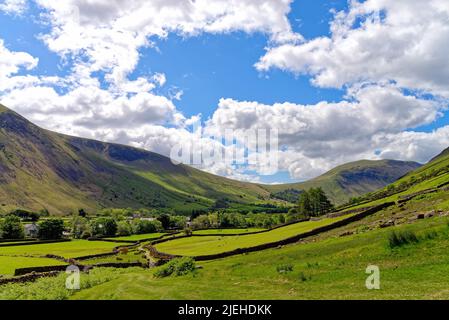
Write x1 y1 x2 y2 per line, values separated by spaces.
344 147 449 209
263 159 421 205
0 103 423 214
0 104 272 214
155 214 354 256
1 152 449 299
3 211 448 299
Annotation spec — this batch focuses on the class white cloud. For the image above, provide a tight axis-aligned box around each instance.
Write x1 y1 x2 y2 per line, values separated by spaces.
205 84 446 179
2 1 449 182
256 0 449 98
0 39 38 80
33 0 300 88
0 0 27 15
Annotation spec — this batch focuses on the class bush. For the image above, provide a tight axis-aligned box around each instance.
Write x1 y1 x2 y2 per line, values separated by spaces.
116 221 133 236
154 257 196 278
9 209 40 222
38 218 64 240
0 215 25 239
184 227 193 236
70 216 90 239
388 230 419 248
276 263 294 274
91 217 117 237
298 271 312 282
132 219 163 234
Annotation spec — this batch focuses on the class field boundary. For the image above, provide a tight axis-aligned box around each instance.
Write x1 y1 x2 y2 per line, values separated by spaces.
148 202 395 262
191 220 311 237
0 239 71 248
89 232 180 244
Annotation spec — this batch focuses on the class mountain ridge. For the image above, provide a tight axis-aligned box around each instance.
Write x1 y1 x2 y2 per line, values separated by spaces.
0 103 423 214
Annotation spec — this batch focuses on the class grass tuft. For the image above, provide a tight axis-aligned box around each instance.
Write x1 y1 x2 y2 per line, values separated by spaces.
154 257 196 278
276 264 293 274
298 272 312 282
388 230 419 248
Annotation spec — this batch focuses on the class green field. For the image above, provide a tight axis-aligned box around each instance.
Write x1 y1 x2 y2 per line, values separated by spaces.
37 216 449 300
104 233 167 242
0 256 66 276
192 228 266 235
0 240 118 259
155 215 354 256
1 147 448 300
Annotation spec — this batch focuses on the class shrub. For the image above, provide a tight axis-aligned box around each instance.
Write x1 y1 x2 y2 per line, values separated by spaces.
0 215 25 239
388 230 419 248
38 218 64 240
8 209 40 222
91 217 117 237
71 216 90 239
132 219 163 234
184 227 193 236
298 272 312 282
276 263 294 274
116 221 133 236
423 230 439 240
154 257 196 278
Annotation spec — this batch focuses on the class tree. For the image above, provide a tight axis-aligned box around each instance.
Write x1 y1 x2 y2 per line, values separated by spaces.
9 209 39 222
157 214 171 230
297 188 333 217
91 217 117 237
169 215 187 229
116 221 133 236
0 215 25 239
132 219 163 234
213 198 229 209
38 218 64 240
297 191 312 217
311 187 333 216
71 216 91 239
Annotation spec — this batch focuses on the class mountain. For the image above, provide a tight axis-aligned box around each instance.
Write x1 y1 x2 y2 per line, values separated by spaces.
0 103 422 214
366 145 449 201
0 104 271 215
264 159 421 205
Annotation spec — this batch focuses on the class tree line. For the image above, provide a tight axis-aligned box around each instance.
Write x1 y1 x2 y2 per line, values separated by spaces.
289 187 334 219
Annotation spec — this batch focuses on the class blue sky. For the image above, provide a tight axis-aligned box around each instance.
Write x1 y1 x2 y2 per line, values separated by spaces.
1 0 448 184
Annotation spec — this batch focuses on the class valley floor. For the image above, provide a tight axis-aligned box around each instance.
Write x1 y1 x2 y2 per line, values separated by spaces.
69 216 449 300
2 213 449 300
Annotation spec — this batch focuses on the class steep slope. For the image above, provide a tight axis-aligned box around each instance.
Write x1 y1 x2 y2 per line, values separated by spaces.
352 146 449 207
0 104 271 214
0 103 423 214
263 159 421 205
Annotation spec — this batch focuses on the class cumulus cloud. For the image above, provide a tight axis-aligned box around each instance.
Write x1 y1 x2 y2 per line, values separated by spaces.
0 0 27 15
0 0 304 180
0 39 38 79
2 0 449 182
256 0 449 98
249 0 449 179
33 0 300 88
205 84 446 179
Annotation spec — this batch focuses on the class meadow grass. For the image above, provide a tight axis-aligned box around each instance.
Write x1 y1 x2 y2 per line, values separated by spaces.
0 240 118 259
0 256 66 276
155 214 354 256
192 228 266 235
70 216 449 300
0 267 143 300
104 233 167 241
